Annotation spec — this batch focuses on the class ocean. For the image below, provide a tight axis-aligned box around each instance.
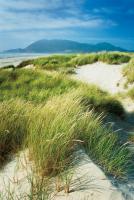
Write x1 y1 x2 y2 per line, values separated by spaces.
0 53 50 68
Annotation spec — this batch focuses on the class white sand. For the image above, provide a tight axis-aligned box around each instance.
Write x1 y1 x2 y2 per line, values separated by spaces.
75 61 134 113
0 150 124 200
0 150 33 199
54 150 124 200
73 62 134 200
75 62 126 94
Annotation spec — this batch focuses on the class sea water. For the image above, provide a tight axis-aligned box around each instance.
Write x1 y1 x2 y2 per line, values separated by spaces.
0 53 50 68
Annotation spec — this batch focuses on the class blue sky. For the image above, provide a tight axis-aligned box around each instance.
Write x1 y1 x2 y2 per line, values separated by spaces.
0 0 134 51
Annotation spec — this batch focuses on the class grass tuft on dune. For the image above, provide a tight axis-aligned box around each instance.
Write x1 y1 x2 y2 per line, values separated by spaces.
0 68 124 116
0 95 132 178
123 57 134 84
15 52 131 74
123 57 134 99
27 93 131 178
0 100 32 163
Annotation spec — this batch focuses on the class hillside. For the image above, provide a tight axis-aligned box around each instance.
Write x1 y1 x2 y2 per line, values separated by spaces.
4 39 126 53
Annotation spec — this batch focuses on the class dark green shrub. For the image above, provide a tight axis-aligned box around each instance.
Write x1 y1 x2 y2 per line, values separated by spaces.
17 59 33 68
99 53 130 64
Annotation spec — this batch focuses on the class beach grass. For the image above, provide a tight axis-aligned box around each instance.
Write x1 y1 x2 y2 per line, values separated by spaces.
15 52 131 74
0 68 124 116
0 94 131 179
0 53 133 198
127 88 134 100
123 57 134 84
0 100 33 163
98 52 130 64
27 93 132 178
123 57 134 99
0 69 78 103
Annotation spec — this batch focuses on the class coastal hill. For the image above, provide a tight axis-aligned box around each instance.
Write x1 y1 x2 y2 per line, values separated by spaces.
4 39 126 53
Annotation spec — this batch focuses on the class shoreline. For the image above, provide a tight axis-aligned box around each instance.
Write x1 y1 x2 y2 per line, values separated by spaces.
0 53 50 68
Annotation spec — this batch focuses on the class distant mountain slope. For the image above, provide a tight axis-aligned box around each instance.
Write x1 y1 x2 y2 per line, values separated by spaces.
4 39 126 53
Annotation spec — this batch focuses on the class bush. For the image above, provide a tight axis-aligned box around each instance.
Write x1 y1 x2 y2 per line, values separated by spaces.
1 65 15 70
17 59 33 68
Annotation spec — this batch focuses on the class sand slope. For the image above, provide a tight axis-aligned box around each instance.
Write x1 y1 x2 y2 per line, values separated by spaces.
75 62 126 94
0 62 134 200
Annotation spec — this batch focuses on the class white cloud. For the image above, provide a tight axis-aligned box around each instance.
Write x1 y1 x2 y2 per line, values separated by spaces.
0 0 85 11
0 0 62 10
0 0 117 50
0 4 116 32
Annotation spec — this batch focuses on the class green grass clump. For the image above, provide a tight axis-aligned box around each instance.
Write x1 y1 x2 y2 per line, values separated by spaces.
122 58 134 100
17 59 33 68
32 54 76 71
0 69 124 116
99 52 130 64
71 54 98 66
1 65 15 70
16 53 131 74
27 93 131 178
0 69 78 103
0 100 32 162
127 88 134 100
27 94 82 176
0 92 131 179
123 58 134 84
74 84 125 117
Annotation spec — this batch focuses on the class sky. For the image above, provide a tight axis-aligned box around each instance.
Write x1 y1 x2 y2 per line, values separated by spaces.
0 0 134 51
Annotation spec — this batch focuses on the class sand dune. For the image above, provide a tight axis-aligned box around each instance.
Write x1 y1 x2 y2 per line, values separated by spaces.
75 62 126 94
0 61 134 200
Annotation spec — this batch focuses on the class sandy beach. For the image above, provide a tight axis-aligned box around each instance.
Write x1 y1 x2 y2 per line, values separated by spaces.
0 53 50 68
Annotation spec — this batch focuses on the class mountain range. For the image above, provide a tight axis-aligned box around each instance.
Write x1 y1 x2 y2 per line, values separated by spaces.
3 39 127 53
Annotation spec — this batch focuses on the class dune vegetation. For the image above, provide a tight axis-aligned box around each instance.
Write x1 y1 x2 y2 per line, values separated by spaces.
0 100 32 163
127 88 134 100
15 52 131 74
0 68 124 116
123 58 134 84
27 93 132 178
0 94 132 179
123 57 134 99
0 52 133 198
